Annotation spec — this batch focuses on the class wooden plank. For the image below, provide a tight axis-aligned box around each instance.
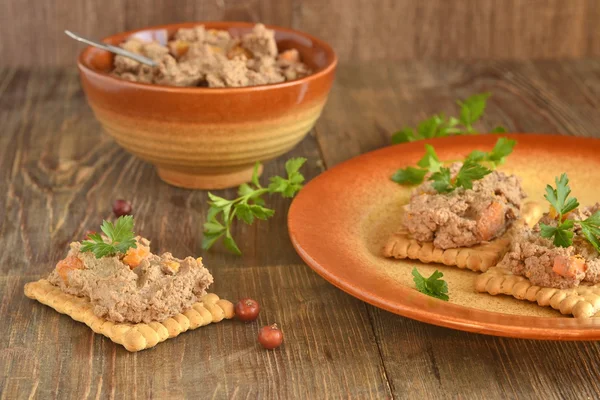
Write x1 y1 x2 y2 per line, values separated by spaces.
0 67 391 399
0 0 126 67
0 0 292 68
300 0 597 61
3 0 600 67
314 59 600 399
316 59 600 166
370 309 600 399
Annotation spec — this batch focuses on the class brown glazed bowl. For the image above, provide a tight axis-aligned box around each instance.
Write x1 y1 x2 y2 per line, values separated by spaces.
78 21 337 189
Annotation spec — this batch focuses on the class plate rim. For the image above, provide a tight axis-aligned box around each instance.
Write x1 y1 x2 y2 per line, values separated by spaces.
288 133 600 340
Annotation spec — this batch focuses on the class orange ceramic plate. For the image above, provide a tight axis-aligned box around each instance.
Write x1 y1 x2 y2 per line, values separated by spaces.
288 134 600 340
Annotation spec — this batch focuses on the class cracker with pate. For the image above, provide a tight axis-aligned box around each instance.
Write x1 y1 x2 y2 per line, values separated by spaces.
383 141 539 269
25 216 235 350
25 279 234 351
383 202 543 272
475 174 600 318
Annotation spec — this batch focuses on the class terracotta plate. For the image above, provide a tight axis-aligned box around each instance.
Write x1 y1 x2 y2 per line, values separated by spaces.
288 134 600 340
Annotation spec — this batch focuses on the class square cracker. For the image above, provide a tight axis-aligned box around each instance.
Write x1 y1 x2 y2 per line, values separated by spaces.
24 279 234 352
382 201 545 272
475 267 600 318
382 228 510 272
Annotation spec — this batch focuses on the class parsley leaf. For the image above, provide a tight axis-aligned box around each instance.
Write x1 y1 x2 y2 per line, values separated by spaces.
223 233 242 256
539 173 581 248
80 216 137 258
538 173 600 250
429 167 453 193
540 219 575 248
391 167 428 185
203 158 307 255
486 137 516 165
417 115 445 138
454 160 492 190
464 137 516 166
285 157 307 177
458 92 491 131
249 204 275 220
583 210 600 226
391 137 510 192
427 161 491 194
544 173 580 219
391 145 442 185
234 203 255 224
416 144 442 172
391 128 417 144
580 211 600 252
464 150 487 163
412 267 449 301
268 157 306 198
202 230 225 252
391 93 504 144
237 183 254 197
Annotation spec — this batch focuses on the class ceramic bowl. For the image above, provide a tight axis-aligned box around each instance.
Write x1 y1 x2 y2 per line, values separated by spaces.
78 21 337 189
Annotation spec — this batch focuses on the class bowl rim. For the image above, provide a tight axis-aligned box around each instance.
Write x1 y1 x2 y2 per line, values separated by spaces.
77 20 338 93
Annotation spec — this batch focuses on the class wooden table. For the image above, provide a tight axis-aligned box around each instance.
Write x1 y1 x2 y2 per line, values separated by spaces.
2 60 600 399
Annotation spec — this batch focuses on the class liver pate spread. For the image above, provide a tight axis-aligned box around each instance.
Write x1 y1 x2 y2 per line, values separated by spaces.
499 204 600 289
112 24 311 87
403 163 526 249
47 237 213 323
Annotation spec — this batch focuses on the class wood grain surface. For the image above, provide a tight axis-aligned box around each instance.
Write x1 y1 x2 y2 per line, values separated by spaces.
3 60 600 398
3 0 600 67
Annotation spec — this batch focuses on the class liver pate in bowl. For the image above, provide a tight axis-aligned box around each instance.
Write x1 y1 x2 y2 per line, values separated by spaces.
77 21 337 189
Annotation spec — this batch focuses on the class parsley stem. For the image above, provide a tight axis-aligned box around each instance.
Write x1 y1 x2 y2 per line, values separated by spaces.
242 188 269 201
227 188 271 209
223 187 271 237
235 188 270 208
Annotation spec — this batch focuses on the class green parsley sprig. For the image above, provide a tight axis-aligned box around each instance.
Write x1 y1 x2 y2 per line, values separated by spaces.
203 158 307 255
391 93 506 144
430 161 492 193
464 137 516 167
412 267 449 301
390 144 441 184
540 173 600 251
580 212 600 252
80 216 137 258
391 137 516 193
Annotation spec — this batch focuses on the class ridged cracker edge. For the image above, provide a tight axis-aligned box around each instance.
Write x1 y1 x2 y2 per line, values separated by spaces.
475 267 600 318
24 279 235 351
382 229 510 272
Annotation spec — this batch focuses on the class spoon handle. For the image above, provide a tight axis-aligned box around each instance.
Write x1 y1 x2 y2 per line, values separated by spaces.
65 30 158 67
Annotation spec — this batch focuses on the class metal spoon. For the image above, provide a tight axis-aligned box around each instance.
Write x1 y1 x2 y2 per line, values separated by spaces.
65 30 158 67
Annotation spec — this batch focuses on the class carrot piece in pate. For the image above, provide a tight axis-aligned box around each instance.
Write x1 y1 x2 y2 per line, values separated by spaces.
56 255 84 284
552 255 586 278
476 201 506 241
123 245 150 269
